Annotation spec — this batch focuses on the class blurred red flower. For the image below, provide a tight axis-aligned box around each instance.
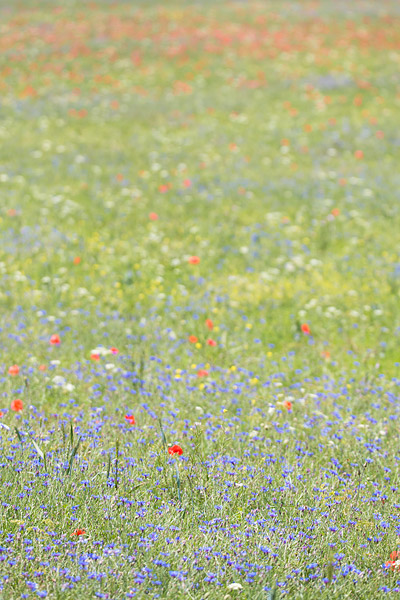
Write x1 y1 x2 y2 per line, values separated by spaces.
189 335 198 344
188 256 200 265
71 529 86 536
197 370 209 377
8 365 19 376
50 334 61 345
11 399 23 412
125 415 135 425
386 550 400 571
168 444 183 456
205 319 214 330
207 339 217 347
301 324 311 335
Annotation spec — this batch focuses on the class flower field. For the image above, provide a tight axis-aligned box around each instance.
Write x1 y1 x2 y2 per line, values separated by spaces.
1 0 400 597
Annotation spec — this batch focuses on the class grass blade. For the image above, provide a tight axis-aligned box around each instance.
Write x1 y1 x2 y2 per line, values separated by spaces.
106 453 111 482
69 422 74 448
66 435 82 476
15 427 23 444
268 588 278 600
31 437 47 472
158 418 167 450
175 461 181 504
114 438 119 490
31 437 44 460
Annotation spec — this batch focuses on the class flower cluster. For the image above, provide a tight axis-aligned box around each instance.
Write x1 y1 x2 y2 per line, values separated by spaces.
0 0 397 597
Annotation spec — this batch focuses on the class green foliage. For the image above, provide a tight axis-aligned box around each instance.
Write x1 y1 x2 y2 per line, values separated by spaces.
0 0 398 598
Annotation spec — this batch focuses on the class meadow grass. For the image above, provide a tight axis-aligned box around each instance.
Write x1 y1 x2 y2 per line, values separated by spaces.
0 0 400 598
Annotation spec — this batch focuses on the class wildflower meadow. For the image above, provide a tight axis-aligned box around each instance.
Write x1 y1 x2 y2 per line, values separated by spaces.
1 0 400 598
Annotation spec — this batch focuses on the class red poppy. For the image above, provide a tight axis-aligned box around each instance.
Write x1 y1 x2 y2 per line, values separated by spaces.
125 415 135 425
0 411 3 418
90 353 100 361
283 400 292 412
354 150 364 159
197 370 209 377
301 324 311 335
8 365 19 376
149 212 158 221
168 444 183 456
183 178 192 188
110 347 119 355
331 208 340 217
73 256 81 265
188 256 200 265
205 319 214 330
50 334 61 345
159 184 168 193
71 529 86 536
189 335 198 344
386 550 400 570
11 399 23 412
20 85 37 99
39 364 47 371
207 339 217 347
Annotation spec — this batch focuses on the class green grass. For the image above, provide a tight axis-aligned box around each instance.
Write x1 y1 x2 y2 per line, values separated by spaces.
0 0 399 598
